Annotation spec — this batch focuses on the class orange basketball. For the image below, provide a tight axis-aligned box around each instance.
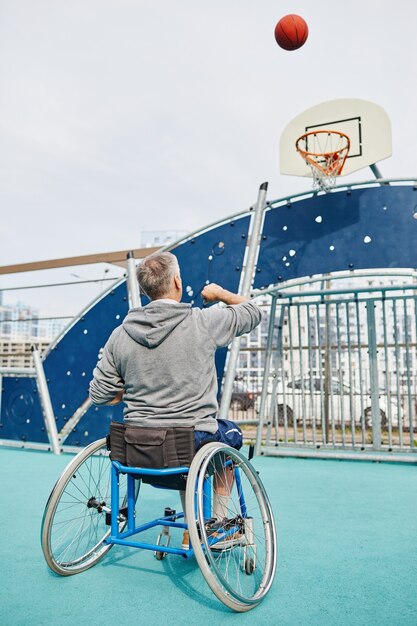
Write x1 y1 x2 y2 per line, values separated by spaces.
274 14 308 51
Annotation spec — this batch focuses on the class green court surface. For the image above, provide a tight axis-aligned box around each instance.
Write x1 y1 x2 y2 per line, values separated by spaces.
1 447 416 626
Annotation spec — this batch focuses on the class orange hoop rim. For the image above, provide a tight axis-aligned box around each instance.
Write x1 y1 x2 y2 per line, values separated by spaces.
296 130 351 178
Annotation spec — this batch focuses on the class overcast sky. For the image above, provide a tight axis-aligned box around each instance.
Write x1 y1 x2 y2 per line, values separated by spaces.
1 0 417 315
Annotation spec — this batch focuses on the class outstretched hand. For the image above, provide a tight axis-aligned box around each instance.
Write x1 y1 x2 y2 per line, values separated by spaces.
201 283 224 304
201 283 248 306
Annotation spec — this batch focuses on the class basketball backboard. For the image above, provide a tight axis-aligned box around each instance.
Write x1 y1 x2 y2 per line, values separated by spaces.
280 98 392 178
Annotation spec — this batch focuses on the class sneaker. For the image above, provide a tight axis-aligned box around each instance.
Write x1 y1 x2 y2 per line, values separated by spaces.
181 530 189 550
206 519 243 551
183 519 243 551
210 530 243 551
182 521 212 550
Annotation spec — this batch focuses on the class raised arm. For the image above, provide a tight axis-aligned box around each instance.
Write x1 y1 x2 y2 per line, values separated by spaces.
202 283 248 306
201 283 262 348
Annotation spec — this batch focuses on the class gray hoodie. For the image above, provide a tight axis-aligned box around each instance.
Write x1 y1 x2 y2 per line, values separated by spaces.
89 299 262 432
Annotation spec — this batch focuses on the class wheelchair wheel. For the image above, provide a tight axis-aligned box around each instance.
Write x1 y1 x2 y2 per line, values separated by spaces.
185 442 277 612
41 438 138 576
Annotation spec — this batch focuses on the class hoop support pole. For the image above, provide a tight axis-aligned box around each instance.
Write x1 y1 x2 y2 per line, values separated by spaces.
369 163 390 186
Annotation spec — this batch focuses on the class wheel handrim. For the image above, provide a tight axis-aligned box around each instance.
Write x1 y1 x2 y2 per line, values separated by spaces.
187 444 277 609
41 439 134 574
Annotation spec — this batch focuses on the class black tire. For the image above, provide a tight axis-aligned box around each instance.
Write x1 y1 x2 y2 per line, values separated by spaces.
364 408 387 429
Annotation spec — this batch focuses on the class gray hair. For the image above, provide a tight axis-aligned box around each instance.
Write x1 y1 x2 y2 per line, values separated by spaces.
136 251 180 300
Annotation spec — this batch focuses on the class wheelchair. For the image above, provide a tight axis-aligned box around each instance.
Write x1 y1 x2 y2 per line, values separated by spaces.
41 432 277 612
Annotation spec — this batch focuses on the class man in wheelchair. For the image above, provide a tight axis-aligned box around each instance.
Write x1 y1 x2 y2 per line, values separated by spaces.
89 251 262 549
42 251 277 611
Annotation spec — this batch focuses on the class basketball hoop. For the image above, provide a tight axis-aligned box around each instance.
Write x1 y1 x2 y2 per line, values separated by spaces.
295 130 350 191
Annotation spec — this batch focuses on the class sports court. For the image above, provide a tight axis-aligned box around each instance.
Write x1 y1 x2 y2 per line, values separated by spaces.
3 446 416 625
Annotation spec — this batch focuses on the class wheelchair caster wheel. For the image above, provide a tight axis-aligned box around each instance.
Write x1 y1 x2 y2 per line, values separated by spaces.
244 557 255 575
154 530 170 560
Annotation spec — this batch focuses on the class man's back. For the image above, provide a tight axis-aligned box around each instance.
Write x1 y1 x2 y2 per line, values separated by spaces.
89 299 261 432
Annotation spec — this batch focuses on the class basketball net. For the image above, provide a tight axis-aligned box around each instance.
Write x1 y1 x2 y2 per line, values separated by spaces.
296 130 350 191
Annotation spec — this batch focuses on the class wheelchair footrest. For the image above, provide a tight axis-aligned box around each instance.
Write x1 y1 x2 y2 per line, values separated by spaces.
105 506 128 526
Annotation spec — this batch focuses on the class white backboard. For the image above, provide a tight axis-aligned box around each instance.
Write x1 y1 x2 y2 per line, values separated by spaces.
280 99 392 177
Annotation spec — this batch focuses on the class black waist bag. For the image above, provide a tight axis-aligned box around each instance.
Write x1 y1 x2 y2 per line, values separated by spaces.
109 421 195 489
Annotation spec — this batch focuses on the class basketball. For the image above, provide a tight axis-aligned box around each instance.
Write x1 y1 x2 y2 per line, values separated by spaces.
274 14 309 51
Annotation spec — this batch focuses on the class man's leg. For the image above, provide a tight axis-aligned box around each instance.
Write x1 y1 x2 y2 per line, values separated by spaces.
212 419 242 520
213 460 234 519
193 419 242 520
214 418 243 450
181 421 242 549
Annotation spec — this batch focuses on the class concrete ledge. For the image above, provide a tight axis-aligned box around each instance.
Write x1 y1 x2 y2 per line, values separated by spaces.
260 445 417 464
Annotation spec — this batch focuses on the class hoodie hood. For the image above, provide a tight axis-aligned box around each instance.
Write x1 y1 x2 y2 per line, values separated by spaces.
123 301 192 348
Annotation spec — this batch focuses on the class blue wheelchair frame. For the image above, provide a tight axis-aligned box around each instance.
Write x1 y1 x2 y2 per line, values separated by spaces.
108 459 246 557
41 440 276 612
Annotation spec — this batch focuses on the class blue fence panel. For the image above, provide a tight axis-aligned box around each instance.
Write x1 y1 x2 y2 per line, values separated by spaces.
172 216 251 398
255 185 417 288
0 377 47 444
44 281 129 446
1 215 250 447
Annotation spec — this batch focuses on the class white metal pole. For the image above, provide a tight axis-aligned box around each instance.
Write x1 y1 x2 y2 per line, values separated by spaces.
366 302 382 450
59 397 93 445
254 294 278 455
219 182 268 419
369 163 389 186
126 251 141 309
32 347 61 455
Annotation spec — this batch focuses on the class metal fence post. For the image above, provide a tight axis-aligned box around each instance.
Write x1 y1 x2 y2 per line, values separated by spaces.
219 182 268 419
255 295 277 455
126 251 141 309
366 301 381 449
32 346 61 455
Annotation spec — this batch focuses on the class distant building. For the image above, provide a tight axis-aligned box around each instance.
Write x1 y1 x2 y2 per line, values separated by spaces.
0 301 40 341
237 296 271 389
0 339 50 369
140 230 188 248
235 273 417 392
0 300 66 368
0 301 66 342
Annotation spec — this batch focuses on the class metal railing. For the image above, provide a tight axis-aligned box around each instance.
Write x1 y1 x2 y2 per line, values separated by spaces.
254 283 417 460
